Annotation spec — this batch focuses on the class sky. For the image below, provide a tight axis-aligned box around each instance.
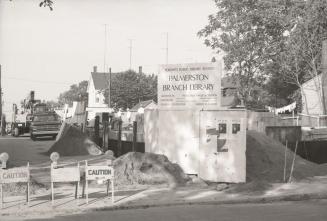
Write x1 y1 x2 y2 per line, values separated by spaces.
0 0 217 116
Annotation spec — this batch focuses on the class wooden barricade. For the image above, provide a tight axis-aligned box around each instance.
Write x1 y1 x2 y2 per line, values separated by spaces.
50 162 80 206
0 163 30 208
82 160 114 204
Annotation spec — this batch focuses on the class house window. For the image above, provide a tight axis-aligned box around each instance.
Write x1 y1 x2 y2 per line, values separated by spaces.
96 94 100 103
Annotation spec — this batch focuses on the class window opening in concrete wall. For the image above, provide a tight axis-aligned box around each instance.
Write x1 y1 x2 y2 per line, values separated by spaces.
232 123 240 134
218 123 226 134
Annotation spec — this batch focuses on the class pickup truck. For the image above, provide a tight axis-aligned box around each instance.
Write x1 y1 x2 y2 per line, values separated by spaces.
30 112 61 140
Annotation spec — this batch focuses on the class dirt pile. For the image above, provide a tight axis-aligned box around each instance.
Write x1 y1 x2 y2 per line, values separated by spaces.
113 152 190 187
47 125 103 156
246 130 327 183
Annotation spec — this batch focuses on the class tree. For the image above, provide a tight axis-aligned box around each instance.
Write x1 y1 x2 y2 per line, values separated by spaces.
9 0 54 10
278 0 327 114
104 70 157 110
58 80 88 106
198 0 295 107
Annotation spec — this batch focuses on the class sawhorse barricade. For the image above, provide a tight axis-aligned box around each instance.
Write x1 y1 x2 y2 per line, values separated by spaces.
0 163 30 209
50 162 80 206
82 160 114 204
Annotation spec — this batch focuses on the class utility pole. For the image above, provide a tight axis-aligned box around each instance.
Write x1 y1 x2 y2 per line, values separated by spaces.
0 64 2 121
108 67 111 108
128 39 133 70
165 32 169 64
0 65 3 136
103 24 108 72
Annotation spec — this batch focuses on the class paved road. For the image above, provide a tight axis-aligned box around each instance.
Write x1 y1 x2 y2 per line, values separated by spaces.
0 135 54 167
23 200 327 221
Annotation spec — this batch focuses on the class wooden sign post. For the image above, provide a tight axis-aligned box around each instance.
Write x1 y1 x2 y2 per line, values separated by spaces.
50 162 80 206
84 160 114 204
0 162 30 209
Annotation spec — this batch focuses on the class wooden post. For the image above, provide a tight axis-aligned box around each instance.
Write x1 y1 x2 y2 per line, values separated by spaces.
292 110 297 126
288 140 299 183
94 116 100 146
283 140 288 182
103 121 108 151
132 121 137 152
27 162 30 205
75 162 80 200
117 120 122 156
85 160 88 204
106 180 110 196
0 183 2 209
111 179 114 204
51 163 54 206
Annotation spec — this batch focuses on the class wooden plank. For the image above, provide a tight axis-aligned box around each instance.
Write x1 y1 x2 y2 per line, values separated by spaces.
51 167 80 183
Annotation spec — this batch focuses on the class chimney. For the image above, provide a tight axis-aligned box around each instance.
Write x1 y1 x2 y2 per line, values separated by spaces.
321 40 327 115
93 66 97 73
139 66 142 74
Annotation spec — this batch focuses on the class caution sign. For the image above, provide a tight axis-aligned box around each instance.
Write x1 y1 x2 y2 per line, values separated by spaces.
83 161 114 204
86 166 113 180
0 167 30 184
0 163 30 209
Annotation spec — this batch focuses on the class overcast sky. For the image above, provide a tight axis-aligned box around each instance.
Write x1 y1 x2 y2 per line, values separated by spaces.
0 0 216 115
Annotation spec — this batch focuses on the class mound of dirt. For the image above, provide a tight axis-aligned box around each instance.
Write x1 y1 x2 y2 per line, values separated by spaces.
113 152 190 187
47 125 103 156
247 130 327 183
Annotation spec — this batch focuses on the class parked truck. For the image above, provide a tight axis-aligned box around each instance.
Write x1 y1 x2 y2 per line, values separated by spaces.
11 91 61 139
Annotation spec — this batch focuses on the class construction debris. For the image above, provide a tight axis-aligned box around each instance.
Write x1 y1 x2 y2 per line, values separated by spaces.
113 152 190 187
246 130 327 183
47 125 103 156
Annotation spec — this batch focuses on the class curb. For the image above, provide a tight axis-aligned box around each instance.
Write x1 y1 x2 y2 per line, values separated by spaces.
1 192 327 217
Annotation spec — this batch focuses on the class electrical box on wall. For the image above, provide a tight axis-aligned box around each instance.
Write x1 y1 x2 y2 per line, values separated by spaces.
199 109 246 183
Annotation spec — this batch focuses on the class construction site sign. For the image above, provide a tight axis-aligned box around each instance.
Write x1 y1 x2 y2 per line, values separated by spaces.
158 62 222 110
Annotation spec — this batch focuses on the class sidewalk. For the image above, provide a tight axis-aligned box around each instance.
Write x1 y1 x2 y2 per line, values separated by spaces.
1 176 327 219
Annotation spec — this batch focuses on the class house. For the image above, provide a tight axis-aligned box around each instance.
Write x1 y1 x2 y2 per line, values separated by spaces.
301 75 325 116
86 66 112 122
126 100 157 123
130 100 157 112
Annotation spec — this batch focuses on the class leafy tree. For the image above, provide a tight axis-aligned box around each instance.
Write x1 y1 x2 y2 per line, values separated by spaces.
104 70 157 110
58 80 88 106
9 0 54 10
198 0 295 107
199 0 327 112
39 0 53 10
278 0 327 114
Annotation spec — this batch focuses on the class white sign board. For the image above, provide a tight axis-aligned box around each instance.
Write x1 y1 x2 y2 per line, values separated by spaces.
158 62 221 110
51 167 80 182
0 167 30 184
86 166 113 180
